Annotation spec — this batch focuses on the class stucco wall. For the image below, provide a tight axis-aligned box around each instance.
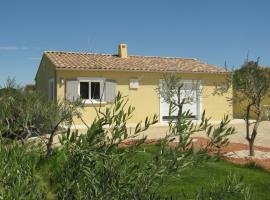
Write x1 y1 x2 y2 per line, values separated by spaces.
233 91 270 120
55 70 232 125
35 55 56 100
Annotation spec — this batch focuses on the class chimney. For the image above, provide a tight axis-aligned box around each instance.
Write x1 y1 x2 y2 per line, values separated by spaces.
118 43 128 58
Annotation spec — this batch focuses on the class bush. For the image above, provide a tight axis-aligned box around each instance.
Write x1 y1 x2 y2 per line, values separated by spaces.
0 79 84 157
52 93 246 200
0 139 46 200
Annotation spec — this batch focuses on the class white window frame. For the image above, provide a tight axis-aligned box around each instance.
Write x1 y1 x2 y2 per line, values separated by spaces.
48 78 55 101
77 77 106 104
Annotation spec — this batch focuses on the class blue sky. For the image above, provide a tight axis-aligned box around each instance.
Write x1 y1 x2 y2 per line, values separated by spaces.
0 0 270 85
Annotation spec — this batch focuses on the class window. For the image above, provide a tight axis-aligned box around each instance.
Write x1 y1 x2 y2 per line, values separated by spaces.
74 77 116 104
80 82 89 99
48 78 55 101
91 82 101 100
78 78 104 103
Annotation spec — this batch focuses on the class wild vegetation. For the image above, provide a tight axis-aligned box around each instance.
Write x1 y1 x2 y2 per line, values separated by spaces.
0 78 268 199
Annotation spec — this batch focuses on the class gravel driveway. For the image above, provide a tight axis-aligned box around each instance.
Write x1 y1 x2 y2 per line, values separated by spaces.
227 121 270 148
136 120 270 148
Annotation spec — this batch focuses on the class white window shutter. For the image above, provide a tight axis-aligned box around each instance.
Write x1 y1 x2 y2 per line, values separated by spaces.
66 80 79 102
100 81 105 101
105 80 116 103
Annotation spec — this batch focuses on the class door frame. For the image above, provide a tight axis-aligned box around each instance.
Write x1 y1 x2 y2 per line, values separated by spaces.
159 79 202 123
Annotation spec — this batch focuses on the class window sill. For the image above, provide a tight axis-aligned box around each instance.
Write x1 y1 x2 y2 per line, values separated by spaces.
83 100 107 105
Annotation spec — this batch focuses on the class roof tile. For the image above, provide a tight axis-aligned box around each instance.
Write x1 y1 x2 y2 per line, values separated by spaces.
44 51 228 74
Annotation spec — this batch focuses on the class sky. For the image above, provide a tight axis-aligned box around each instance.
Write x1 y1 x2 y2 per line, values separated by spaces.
0 0 270 86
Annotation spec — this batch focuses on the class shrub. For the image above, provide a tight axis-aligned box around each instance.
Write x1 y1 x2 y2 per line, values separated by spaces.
53 93 243 199
0 139 46 200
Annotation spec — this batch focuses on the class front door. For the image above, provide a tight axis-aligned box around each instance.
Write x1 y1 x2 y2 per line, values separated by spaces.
159 80 200 122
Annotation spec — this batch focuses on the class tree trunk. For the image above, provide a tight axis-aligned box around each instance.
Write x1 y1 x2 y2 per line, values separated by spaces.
46 132 55 158
246 110 261 157
248 139 254 156
177 86 183 143
177 86 182 119
46 121 63 157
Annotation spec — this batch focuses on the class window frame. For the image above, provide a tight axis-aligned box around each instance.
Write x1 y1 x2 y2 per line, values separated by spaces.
77 77 106 104
159 79 202 122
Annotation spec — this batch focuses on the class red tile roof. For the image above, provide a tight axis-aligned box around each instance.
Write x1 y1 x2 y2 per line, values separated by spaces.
44 51 228 74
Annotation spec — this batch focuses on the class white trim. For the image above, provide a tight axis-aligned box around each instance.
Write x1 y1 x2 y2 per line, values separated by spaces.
77 77 106 103
77 77 106 81
48 78 55 101
83 100 107 105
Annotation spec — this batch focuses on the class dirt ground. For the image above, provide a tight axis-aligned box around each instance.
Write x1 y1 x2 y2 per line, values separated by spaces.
131 120 270 170
135 120 270 148
54 120 270 170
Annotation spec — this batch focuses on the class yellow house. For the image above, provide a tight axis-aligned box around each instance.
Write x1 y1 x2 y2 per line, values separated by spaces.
35 44 232 127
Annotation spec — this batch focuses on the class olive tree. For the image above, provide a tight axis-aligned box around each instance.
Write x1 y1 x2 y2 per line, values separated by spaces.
53 92 243 199
158 74 235 154
0 79 84 157
215 59 270 156
230 60 270 156
158 74 201 119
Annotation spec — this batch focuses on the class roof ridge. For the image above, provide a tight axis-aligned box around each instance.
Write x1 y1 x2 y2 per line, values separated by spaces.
44 51 115 56
44 50 197 60
128 54 197 60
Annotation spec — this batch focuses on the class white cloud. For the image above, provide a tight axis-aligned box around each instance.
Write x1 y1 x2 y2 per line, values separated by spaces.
0 46 19 50
0 46 31 51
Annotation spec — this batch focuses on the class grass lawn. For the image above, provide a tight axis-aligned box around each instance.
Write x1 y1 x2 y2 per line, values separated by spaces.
37 145 270 200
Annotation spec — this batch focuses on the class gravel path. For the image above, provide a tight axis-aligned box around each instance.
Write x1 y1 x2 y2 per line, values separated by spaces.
136 120 270 148
224 150 270 159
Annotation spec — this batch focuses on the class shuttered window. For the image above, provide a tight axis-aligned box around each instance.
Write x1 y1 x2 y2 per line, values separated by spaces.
65 78 116 103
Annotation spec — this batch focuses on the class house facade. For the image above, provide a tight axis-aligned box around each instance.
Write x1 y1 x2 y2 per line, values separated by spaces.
35 44 232 127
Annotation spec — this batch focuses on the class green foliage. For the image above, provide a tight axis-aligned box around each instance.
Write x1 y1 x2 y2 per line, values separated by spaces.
0 88 83 140
0 88 47 141
202 172 252 200
233 60 270 106
0 79 84 156
55 93 170 199
167 103 235 157
205 115 235 156
53 92 242 199
233 60 270 156
0 81 252 199
158 73 235 157
0 139 46 200
158 74 201 107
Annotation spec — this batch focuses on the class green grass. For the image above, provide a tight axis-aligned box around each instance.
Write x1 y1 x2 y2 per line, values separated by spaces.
130 145 270 199
160 160 270 199
36 145 270 200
